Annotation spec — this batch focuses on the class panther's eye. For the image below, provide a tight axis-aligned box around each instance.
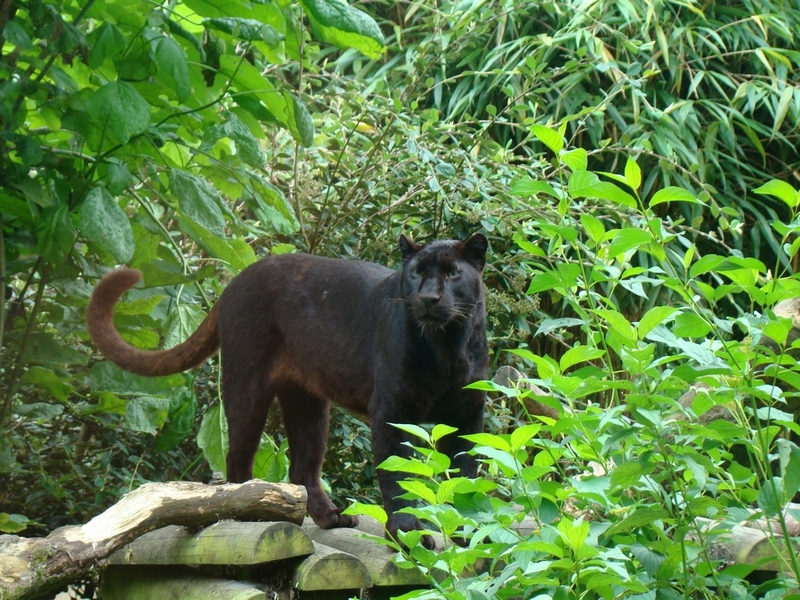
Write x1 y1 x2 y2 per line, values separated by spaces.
448 268 461 279
411 266 422 278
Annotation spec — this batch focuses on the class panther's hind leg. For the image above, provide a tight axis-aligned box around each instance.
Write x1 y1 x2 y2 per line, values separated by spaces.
222 353 274 484
278 384 358 529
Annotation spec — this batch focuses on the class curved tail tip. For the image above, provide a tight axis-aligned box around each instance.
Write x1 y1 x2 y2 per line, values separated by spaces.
92 268 144 298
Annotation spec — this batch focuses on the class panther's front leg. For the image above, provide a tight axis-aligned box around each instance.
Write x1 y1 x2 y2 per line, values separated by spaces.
370 402 437 550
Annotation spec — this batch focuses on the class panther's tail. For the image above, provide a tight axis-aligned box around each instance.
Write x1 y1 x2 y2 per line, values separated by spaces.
87 268 220 376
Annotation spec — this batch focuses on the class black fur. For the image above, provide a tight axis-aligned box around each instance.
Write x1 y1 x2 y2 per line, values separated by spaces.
87 234 489 548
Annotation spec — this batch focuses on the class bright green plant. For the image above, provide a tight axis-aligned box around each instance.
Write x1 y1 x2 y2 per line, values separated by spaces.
358 0 800 267
347 141 800 599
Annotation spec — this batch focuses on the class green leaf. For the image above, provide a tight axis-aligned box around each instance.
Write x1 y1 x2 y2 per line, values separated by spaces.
560 148 587 172
198 404 229 474
3 21 33 49
183 0 255 19
204 17 283 45
35 205 75 264
778 439 800 501
638 306 679 338
649 187 703 207
389 423 431 444
568 170 600 197
90 361 185 394
510 176 559 198
763 317 793 347
378 455 434 477
86 81 151 145
80 188 135 263
0 513 30 534
535 317 587 336
106 161 134 195
246 177 300 234
753 179 798 209
179 216 255 273
398 480 437 504
510 424 540 451
170 169 226 236
88 23 127 68
580 214 605 244
530 124 564 155
673 312 712 338
529 354 559 379
559 345 605 371
610 461 643 490
13 402 64 420
114 295 165 316
220 56 314 146
299 0 386 59
163 304 207 349
343 501 387 525
569 171 637 208
773 86 794 137
253 437 287 482
20 366 74 402
527 264 581 294
606 228 653 258
204 112 265 167
430 424 458 443
689 254 724 278
630 543 665 578
607 509 670 536
557 517 590 551
460 432 511 452
124 396 170 434
155 37 191 102
342 502 389 525
0 191 33 221
757 477 783 518
625 157 641 191
226 113 266 166
21 333 87 366
156 393 197 452
14 135 43 166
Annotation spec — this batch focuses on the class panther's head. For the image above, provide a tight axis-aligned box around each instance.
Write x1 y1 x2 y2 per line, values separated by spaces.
399 233 488 335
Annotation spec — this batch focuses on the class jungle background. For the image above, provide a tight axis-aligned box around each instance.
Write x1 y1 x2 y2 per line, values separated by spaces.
1 0 800 597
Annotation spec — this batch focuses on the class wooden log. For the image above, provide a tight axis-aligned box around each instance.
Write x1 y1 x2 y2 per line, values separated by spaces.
493 365 559 420
696 518 800 571
292 542 372 590
0 480 306 600
100 565 267 600
108 521 314 566
739 503 800 538
302 517 427 587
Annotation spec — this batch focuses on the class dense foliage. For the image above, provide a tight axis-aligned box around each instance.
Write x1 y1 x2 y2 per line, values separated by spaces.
349 160 800 599
2 0 800 597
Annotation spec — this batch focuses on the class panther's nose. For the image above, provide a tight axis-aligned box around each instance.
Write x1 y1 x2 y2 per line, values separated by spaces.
419 292 441 310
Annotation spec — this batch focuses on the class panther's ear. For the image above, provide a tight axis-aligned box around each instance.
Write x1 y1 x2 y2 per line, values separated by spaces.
463 233 488 269
399 235 420 260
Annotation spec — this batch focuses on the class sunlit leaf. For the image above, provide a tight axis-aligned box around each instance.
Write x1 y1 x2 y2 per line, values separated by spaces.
198 404 229 474
649 187 703 207
530 124 564 155
299 0 386 59
86 81 150 145
80 188 135 263
754 179 798 209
